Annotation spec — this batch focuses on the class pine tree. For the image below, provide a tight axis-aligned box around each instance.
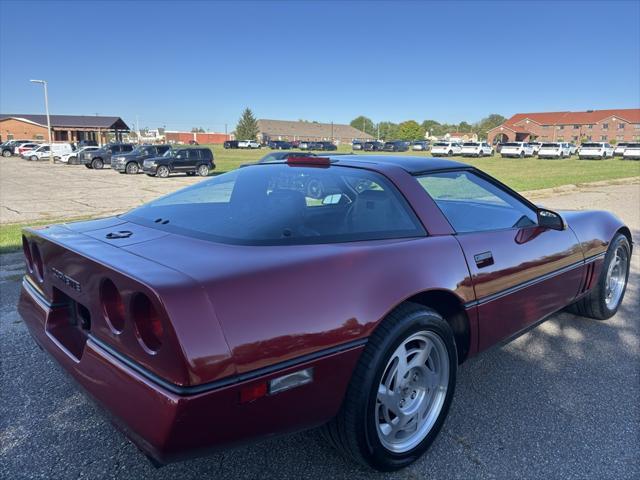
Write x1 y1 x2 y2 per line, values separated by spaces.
235 108 259 140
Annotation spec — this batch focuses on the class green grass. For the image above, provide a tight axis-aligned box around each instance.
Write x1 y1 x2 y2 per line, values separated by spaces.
1 145 638 254
202 144 639 191
0 217 93 254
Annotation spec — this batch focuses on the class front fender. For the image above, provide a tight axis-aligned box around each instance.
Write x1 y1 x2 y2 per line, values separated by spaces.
560 210 628 258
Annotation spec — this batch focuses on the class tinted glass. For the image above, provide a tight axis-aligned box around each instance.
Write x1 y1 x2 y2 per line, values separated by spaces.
463 143 478 147
187 149 200 159
541 143 559 147
581 143 602 148
416 171 536 233
503 143 521 147
123 164 425 245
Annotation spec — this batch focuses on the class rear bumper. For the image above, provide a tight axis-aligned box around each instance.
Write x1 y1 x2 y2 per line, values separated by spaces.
18 278 363 463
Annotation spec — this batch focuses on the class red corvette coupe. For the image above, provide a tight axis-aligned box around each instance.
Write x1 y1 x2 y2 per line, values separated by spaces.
19 155 631 471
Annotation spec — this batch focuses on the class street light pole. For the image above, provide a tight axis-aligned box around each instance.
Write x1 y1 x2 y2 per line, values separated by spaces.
30 79 53 163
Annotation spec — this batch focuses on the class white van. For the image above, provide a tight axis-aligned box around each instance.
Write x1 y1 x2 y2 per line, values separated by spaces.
25 143 74 161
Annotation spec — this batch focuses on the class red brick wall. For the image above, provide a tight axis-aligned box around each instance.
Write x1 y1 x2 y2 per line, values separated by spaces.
488 116 640 144
0 118 48 142
165 132 230 144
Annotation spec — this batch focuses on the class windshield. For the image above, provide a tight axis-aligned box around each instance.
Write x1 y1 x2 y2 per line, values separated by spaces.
122 164 425 246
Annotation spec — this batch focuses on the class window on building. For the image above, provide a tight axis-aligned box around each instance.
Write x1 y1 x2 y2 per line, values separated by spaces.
635 124 640 130
573 136 579 141
601 135 608 141
542 125 551 128
602 123 608 130
7 134 14 140
574 125 580 129
35 134 44 140
618 123 625 130
557 125 564 130
587 124 593 129
558 137 564 141
587 136 592 141
617 135 624 141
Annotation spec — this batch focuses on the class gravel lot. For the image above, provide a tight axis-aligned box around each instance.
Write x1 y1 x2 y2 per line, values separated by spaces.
0 184 638 480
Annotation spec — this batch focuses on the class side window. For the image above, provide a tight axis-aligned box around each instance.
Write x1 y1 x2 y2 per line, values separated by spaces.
188 149 200 160
416 171 537 233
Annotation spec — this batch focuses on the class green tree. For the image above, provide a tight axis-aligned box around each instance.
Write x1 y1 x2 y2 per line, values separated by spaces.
473 114 506 140
458 121 473 133
350 116 376 137
396 120 425 141
235 108 259 140
421 120 441 137
191 127 205 133
378 121 399 140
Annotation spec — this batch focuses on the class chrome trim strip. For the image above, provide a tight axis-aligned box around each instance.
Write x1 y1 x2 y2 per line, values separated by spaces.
89 335 367 396
463 252 605 309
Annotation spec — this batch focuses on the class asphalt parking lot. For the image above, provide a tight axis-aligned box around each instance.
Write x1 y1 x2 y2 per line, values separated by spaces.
0 184 639 480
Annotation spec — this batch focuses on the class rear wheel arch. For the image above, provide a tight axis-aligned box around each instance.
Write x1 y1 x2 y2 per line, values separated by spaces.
375 290 471 364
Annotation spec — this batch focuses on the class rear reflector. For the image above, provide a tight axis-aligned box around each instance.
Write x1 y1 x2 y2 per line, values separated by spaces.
240 382 268 404
268 368 314 395
286 156 330 166
31 243 44 282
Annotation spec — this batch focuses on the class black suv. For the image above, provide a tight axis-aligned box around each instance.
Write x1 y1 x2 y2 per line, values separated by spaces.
81 143 134 169
363 141 385 151
383 140 410 152
314 141 337 151
143 148 214 178
111 144 172 174
224 140 239 149
1 140 34 157
269 141 293 150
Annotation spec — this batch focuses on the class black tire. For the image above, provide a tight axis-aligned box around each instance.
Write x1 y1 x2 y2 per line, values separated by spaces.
30 155 38 161
519 151 524 158
566 233 631 320
91 158 103 170
186 171 195 176
156 165 170 178
2 150 11 157
85 164 92 169
197 164 209 177
321 303 457 471
125 162 139 174
447 150 453 157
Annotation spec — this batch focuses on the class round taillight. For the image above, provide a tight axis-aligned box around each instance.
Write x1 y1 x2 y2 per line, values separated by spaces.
31 243 44 282
22 236 33 272
100 279 125 333
131 293 163 353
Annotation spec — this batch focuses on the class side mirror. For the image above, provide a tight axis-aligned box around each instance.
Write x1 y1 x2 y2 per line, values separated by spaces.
537 208 566 231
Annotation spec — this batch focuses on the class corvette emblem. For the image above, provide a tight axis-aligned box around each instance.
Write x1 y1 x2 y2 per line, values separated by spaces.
51 267 81 292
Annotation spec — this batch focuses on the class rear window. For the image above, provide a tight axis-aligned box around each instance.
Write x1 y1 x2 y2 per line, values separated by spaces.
503 143 521 147
433 142 448 147
541 143 559 147
462 143 478 147
123 164 425 245
581 143 601 148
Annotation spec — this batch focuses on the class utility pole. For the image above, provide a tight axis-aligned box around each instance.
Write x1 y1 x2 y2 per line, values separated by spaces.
30 79 53 163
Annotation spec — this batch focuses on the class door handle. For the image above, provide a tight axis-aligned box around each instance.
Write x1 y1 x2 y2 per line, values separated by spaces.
474 251 494 268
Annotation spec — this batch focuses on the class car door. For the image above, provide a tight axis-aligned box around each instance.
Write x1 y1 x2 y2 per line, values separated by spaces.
174 150 193 172
416 170 585 352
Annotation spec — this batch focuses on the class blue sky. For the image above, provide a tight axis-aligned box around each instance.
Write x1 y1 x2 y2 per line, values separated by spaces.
1 0 639 131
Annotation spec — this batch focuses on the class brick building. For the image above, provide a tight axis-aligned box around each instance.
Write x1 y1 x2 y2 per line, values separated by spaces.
165 131 230 144
487 109 640 144
0 114 129 143
256 119 372 144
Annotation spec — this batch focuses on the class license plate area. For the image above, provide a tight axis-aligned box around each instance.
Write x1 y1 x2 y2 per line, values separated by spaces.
46 287 91 361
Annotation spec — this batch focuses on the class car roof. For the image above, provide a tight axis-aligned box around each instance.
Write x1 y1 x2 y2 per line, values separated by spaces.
327 154 469 174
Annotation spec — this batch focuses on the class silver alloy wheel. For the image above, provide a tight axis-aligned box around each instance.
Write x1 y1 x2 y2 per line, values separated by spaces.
605 244 628 309
157 166 169 178
198 165 209 176
376 330 449 453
